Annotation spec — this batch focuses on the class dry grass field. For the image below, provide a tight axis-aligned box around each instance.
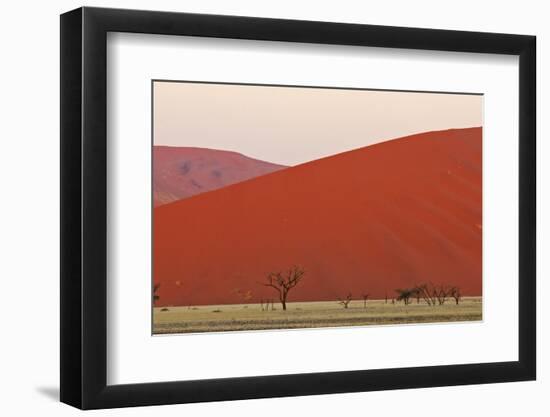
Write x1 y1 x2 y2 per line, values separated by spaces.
153 297 482 334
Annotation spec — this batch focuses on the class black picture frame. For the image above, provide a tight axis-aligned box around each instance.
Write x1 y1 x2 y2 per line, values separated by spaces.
60 6 536 410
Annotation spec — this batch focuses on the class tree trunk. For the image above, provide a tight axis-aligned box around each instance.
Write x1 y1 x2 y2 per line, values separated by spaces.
281 297 287 311
281 289 290 310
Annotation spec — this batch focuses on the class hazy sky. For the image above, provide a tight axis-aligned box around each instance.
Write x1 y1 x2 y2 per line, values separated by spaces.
154 81 482 166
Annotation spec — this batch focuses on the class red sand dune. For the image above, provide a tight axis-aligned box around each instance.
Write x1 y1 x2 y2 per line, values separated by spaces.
153 128 482 307
153 146 286 206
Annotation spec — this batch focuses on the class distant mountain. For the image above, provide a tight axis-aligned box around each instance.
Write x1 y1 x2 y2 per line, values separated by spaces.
153 147 287 206
153 128 482 307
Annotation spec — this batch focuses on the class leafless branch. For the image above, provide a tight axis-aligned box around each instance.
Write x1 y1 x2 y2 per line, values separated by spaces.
338 293 353 309
259 266 305 310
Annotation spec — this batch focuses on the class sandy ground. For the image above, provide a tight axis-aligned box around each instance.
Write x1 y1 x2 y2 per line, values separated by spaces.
153 297 482 334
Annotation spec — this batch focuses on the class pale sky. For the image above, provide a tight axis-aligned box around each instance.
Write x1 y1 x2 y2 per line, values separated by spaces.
153 81 482 166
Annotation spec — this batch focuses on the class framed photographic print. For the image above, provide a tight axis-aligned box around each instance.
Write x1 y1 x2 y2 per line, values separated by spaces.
60 6 536 409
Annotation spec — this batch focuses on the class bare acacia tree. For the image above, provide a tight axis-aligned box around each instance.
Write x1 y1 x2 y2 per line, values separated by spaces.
262 266 305 311
361 293 370 309
415 283 437 306
415 289 421 304
395 288 415 305
338 293 353 309
449 286 462 305
153 283 160 306
434 285 450 305
414 283 452 306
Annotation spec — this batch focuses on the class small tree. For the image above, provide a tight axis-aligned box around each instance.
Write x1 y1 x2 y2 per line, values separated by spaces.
262 266 305 311
153 283 160 306
395 288 415 305
338 293 353 309
415 283 437 306
449 286 462 305
435 285 450 305
361 293 370 309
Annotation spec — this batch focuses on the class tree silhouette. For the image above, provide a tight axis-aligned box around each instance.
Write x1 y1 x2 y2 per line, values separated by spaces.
262 266 305 311
415 283 437 306
434 285 450 305
338 293 353 309
153 283 160 306
449 286 462 305
395 288 415 305
361 293 370 309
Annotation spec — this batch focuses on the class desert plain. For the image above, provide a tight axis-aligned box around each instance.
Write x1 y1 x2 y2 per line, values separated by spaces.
153 297 482 334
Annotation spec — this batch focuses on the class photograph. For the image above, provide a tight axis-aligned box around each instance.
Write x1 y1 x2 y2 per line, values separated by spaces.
152 81 483 334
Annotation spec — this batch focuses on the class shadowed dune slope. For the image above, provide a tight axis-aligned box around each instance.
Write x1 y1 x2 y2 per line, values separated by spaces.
153 127 482 307
153 146 287 206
